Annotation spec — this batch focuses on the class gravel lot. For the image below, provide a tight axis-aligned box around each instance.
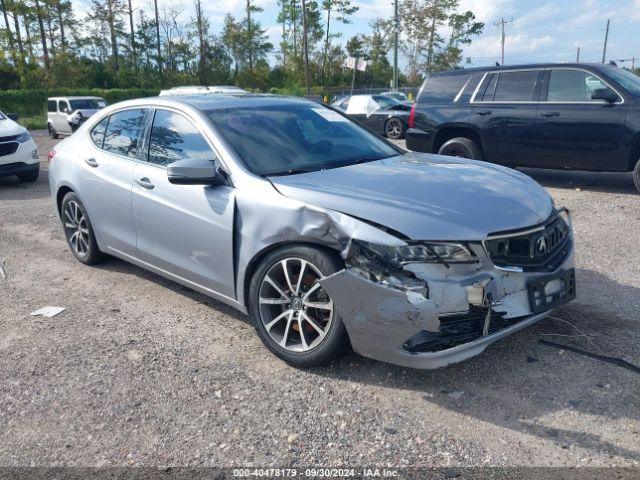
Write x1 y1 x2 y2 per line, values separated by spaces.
0 130 639 468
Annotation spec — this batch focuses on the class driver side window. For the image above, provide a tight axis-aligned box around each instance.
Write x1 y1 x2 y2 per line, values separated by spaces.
148 110 217 167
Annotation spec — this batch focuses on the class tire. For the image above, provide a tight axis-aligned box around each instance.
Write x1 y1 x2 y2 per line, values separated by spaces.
48 123 59 139
633 159 640 194
385 117 405 140
60 192 104 265
17 167 39 183
438 137 483 160
249 245 350 368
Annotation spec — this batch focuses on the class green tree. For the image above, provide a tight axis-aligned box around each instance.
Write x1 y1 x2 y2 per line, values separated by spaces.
320 0 357 84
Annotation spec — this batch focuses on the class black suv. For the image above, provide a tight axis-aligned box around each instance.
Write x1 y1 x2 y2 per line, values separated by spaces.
406 63 640 192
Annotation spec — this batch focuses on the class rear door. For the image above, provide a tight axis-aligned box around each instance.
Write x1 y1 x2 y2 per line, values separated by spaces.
534 68 628 170
55 100 70 133
131 108 236 299
80 108 147 255
470 69 543 166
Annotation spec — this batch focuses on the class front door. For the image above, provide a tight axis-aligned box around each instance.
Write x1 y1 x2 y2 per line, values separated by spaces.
470 69 543 166
54 100 70 134
131 108 236 300
534 68 628 171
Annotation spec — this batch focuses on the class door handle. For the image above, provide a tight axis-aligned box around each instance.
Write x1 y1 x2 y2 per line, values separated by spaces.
541 111 560 117
475 110 492 116
84 158 99 168
135 177 155 190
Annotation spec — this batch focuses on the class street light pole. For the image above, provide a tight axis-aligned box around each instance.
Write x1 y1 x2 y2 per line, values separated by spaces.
393 0 399 91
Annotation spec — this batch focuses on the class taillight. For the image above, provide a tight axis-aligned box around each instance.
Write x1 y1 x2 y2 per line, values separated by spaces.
47 150 56 164
408 103 416 129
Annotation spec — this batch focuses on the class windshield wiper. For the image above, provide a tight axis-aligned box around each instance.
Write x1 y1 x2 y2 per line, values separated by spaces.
264 167 321 176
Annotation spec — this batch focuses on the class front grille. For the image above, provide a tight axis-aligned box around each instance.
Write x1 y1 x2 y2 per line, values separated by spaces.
403 306 529 353
0 142 19 157
484 214 571 272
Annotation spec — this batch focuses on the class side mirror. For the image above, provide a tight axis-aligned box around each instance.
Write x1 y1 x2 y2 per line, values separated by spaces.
591 88 619 103
7 113 19 121
167 157 228 186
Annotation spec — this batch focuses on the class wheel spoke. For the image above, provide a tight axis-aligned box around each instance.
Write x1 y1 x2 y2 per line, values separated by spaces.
78 234 89 252
280 315 293 347
64 210 76 227
298 318 309 350
281 259 295 293
265 309 292 332
265 275 290 301
259 297 289 305
295 260 307 295
302 282 321 300
303 300 332 310
302 311 326 339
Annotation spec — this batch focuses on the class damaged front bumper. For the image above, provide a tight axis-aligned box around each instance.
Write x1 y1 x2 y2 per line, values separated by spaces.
319 237 575 370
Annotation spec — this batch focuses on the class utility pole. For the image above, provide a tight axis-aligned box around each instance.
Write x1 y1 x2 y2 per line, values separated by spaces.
576 46 580 63
494 17 513 66
392 0 399 91
602 19 610 64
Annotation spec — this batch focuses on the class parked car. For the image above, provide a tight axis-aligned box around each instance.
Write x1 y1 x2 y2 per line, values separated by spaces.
381 91 410 103
48 95 575 369
332 94 411 139
0 111 39 182
159 85 248 96
47 96 108 138
406 63 640 193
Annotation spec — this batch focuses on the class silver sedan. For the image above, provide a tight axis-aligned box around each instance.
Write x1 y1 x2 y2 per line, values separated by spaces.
48 94 576 369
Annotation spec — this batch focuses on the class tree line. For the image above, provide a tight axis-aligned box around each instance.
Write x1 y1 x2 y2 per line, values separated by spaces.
0 0 484 92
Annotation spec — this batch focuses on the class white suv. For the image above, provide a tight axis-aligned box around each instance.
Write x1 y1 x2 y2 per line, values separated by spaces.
0 111 39 183
47 96 107 138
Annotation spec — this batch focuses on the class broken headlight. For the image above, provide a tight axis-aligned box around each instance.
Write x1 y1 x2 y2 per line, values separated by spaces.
351 240 476 268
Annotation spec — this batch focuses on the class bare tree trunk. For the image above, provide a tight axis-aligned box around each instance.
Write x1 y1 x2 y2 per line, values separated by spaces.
301 0 310 95
127 0 136 67
106 0 118 72
23 12 33 57
246 0 252 71
321 6 330 85
195 0 205 82
55 0 65 49
33 0 49 70
154 0 161 72
426 2 438 73
0 0 17 63
9 0 24 60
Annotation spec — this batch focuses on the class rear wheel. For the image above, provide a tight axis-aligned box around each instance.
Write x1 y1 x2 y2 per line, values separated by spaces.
249 246 350 367
438 137 483 160
385 117 405 140
17 167 39 183
633 159 640 194
60 192 104 265
48 123 59 139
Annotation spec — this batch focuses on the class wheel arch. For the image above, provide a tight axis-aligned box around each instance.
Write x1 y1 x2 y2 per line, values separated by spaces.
628 134 640 171
433 125 484 156
56 185 75 216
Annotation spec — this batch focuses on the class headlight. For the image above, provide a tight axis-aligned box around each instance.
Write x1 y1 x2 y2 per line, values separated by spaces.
16 131 32 143
353 240 476 267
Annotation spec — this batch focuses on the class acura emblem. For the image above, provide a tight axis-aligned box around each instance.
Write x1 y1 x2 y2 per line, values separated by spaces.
536 236 548 255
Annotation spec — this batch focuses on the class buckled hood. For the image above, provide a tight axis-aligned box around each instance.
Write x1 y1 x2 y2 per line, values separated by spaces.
269 153 554 241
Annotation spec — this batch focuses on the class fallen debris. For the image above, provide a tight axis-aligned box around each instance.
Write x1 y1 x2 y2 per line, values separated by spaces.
539 339 640 374
30 306 66 318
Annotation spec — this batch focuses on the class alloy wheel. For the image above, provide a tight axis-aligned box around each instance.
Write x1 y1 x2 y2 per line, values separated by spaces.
386 119 402 139
258 258 334 353
63 201 90 256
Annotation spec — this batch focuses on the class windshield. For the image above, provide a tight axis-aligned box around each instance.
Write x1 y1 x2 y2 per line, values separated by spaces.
69 99 107 110
207 103 400 176
373 95 401 109
605 67 640 98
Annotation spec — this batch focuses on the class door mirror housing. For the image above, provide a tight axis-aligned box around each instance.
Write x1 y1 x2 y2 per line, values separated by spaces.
7 113 19 121
167 157 228 186
591 88 619 103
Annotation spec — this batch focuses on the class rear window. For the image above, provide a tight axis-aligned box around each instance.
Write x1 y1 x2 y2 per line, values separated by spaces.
418 74 471 104
102 109 147 158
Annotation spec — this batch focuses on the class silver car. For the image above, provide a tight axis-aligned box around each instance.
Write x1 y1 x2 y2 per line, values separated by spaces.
48 95 576 369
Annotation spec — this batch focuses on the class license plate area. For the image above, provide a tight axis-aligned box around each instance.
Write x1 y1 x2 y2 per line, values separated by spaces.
528 269 576 314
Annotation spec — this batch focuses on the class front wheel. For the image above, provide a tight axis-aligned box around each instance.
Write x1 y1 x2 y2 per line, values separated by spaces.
249 246 350 367
385 117 405 140
60 192 104 265
438 137 483 160
633 159 640 194
48 123 59 139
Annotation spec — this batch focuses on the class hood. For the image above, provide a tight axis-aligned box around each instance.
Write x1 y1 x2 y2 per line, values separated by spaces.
269 153 554 241
0 116 24 137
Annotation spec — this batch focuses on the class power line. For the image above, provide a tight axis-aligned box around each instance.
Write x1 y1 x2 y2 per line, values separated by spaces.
494 17 513 66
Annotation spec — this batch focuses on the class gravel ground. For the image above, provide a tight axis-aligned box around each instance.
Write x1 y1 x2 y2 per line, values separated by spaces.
0 131 639 468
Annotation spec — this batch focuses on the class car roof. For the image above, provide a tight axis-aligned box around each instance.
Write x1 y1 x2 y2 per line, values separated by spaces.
48 96 105 100
430 62 612 76
115 93 319 111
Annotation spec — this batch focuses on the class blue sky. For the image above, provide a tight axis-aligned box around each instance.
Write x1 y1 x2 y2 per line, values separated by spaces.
77 0 640 69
